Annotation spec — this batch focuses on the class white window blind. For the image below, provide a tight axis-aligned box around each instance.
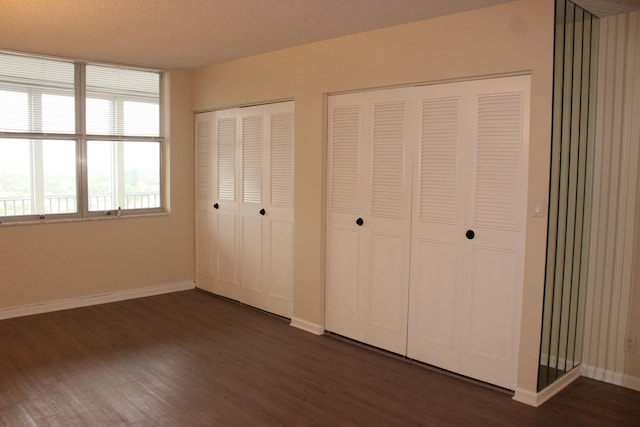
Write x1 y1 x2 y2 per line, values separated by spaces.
0 51 164 221
0 54 75 134
86 64 161 137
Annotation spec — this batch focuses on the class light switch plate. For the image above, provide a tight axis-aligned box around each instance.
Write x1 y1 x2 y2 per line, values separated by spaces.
532 197 545 217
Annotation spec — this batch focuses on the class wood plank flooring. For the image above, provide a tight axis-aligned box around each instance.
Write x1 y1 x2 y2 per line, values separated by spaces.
0 289 638 426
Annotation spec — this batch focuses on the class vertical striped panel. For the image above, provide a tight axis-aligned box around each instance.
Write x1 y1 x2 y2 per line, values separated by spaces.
242 115 263 204
196 120 211 201
329 106 360 214
270 112 294 208
371 102 406 219
474 93 523 230
217 118 236 201
419 97 459 224
583 10 640 388
539 0 599 391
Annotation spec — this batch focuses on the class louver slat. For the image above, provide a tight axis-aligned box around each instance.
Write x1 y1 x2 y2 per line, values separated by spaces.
270 112 294 208
217 118 236 201
371 102 406 219
419 97 459 224
330 106 360 214
243 115 263 204
475 93 523 230
196 121 211 201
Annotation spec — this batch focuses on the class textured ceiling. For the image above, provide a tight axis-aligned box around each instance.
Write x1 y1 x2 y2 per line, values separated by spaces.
0 0 516 69
573 0 640 16
1 1 638 70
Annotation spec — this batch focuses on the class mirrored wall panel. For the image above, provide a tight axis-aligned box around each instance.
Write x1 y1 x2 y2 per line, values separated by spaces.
538 0 599 391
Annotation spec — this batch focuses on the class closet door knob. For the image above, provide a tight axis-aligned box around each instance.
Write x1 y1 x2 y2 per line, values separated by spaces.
259 208 266 216
465 230 475 240
213 203 219 209
356 217 364 226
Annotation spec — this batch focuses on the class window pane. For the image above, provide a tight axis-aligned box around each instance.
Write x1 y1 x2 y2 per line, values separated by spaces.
86 65 160 137
0 138 77 217
87 140 115 211
124 101 159 136
88 140 161 211
42 140 77 214
86 98 112 135
0 90 29 131
124 141 161 209
42 94 75 133
0 52 75 133
0 139 31 216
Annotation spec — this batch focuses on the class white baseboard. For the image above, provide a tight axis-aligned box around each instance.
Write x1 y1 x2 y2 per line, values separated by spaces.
582 363 640 392
511 387 538 407
582 364 621 385
622 374 640 391
290 317 324 335
513 366 581 407
0 281 195 320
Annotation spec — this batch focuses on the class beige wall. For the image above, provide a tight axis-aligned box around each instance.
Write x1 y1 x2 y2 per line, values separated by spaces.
622 11 640 383
0 70 195 308
631 171 640 379
192 0 555 394
626 10 640 384
582 11 640 389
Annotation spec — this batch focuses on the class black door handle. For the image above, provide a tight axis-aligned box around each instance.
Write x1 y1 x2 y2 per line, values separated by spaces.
213 203 219 209
466 230 475 240
259 208 266 216
356 217 364 226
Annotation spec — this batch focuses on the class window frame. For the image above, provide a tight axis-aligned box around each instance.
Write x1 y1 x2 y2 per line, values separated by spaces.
0 52 165 224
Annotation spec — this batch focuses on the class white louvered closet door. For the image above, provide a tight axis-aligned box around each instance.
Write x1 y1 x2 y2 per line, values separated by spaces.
195 113 215 292
459 76 529 389
407 75 530 390
264 104 295 317
195 101 294 319
239 102 295 318
239 109 266 308
326 90 413 355
211 108 241 301
406 88 466 373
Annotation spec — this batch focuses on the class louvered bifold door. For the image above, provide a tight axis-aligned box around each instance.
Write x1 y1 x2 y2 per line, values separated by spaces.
264 101 295 318
361 94 413 354
238 102 295 318
326 89 413 355
239 108 267 309
196 102 295 317
407 89 465 373
459 76 530 390
195 112 215 291
407 76 530 390
326 97 364 341
212 109 241 301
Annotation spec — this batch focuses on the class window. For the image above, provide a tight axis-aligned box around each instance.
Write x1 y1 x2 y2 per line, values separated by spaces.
0 51 164 222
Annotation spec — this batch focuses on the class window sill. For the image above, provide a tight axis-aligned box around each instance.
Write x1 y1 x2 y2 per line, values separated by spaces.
0 211 170 227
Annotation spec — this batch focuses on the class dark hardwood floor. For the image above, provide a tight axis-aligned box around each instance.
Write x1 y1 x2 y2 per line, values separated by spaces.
0 290 638 426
